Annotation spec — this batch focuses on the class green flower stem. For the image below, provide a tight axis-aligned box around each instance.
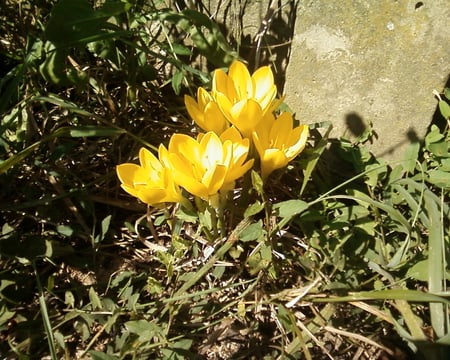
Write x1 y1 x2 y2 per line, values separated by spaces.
208 193 226 240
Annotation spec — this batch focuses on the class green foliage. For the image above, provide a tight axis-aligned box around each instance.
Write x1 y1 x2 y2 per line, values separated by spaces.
1 0 450 358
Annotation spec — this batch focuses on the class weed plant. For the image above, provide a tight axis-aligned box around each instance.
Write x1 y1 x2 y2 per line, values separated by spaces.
0 1 449 359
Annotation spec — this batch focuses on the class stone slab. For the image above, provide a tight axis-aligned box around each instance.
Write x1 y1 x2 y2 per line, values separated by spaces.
283 0 450 161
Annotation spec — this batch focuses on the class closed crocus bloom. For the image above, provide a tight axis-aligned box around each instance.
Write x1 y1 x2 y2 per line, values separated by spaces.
160 131 253 200
212 60 281 137
252 112 309 180
184 88 229 134
116 148 184 205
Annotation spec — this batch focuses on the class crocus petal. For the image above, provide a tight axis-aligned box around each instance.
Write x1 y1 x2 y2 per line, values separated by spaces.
225 158 254 182
269 112 293 148
220 126 242 143
229 60 252 100
169 133 201 162
116 156 184 206
260 149 289 180
185 95 204 124
252 66 276 107
197 87 213 107
229 99 264 137
213 69 237 101
202 165 227 196
200 132 223 167
285 124 309 160
130 186 167 205
116 164 141 186
139 148 162 170
204 102 229 134
214 91 233 121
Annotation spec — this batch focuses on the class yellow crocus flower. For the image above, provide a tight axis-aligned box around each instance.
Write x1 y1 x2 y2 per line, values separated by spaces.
116 148 185 206
184 60 283 138
252 112 309 180
211 60 281 137
184 87 229 134
160 129 254 200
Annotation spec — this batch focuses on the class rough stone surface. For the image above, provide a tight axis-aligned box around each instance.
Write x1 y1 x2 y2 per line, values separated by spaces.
205 0 449 161
283 0 450 161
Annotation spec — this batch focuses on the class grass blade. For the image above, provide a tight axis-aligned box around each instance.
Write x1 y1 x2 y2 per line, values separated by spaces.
33 261 57 360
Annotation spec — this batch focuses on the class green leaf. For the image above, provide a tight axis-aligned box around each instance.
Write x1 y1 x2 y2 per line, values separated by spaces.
251 170 264 197
441 158 450 171
0 140 42 174
32 95 93 116
56 225 74 237
273 200 308 218
95 214 112 244
244 201 265 217
0 305 16 327
427 169 450 188
171 70 184 95
312 289 450 305
407 260 428 282
444 87 450 100
39 42 73 85
88 351 120 360
346 189 411 232
438 100 450 120
425 125 444 145
67 126 125 138
161 339 193 359
239 220 264 242
0 39 42 113
364 160 387 187
300 122 332 195
88 287 102 310
428 141 449 157
170 43 192 56
0 125 123 174
125 320 163 343
402 141 420 174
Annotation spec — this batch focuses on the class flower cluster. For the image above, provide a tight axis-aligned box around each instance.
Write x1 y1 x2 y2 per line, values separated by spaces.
117 60 309 207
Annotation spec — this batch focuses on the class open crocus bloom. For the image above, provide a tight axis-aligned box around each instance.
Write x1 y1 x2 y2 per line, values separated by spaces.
211 60 282 137
252 112 309 180
160 129 254 200
116 148 185 205
184 87 229 135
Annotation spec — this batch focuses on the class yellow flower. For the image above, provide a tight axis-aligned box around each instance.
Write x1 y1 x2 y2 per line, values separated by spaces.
252 112 309 180
184 87 229 134
211 60 281 137
160 128 254 200
116 148 185 205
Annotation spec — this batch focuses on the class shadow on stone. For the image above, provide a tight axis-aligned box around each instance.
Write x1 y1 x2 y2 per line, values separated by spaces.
377 126 420 158
406 127 420 144
345 112 366 138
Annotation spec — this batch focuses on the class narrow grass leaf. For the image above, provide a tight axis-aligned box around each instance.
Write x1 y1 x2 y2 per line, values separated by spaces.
311 289 450 305
425 192 446 338
68 126 125 137
300 123 332 196
34 262 57 360
32 95 93 116
345 190 411 232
